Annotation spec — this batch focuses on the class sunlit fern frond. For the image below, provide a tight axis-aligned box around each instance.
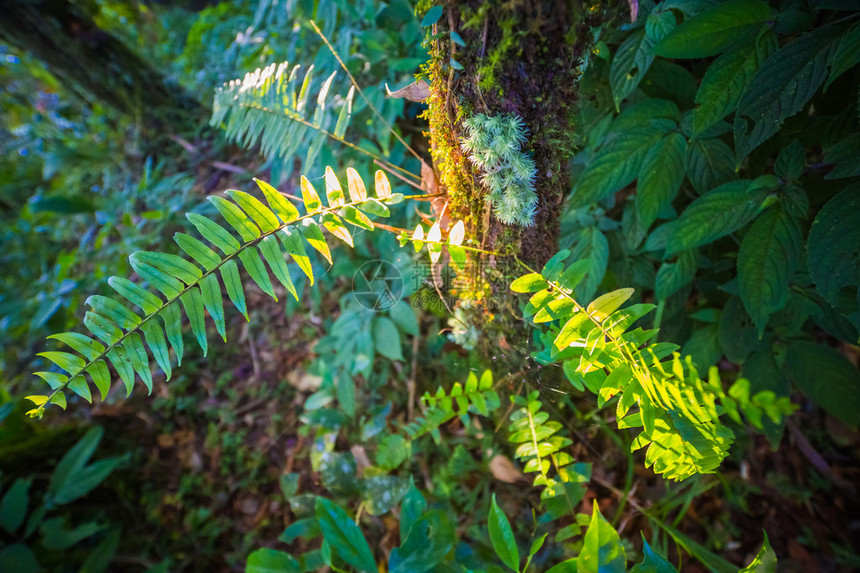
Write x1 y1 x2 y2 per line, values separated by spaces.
29 168 401 419
511 250 797 481
507 390 590 522
403 370 500 441
211 61 355 167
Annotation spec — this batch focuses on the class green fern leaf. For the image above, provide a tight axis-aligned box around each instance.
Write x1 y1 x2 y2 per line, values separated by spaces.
29 169 395 419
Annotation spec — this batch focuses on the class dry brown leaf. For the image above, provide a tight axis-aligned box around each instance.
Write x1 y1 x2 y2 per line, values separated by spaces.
385 80 430 102
489 454 524 483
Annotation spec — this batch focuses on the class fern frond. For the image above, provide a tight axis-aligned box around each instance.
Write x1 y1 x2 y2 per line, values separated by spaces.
211 62 356 168
512 250 796 481
403 370 500 441
508 391 590 520
29 169 402 419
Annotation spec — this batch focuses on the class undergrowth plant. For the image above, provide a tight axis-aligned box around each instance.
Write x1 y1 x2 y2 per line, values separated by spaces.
22 0 860 570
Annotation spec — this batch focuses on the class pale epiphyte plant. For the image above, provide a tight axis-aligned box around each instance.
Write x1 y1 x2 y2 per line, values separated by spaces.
460 112 538 227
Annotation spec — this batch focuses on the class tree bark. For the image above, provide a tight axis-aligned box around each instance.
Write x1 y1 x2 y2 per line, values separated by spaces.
424 1 624 355
0 0 205 129
426 1 624 266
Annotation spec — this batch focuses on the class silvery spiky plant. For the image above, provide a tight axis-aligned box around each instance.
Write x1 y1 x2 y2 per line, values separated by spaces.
460 113 538 227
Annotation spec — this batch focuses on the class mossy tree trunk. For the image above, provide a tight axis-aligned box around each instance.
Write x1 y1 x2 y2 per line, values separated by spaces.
0 0 205 130
423 1 623 354
425 1 622 265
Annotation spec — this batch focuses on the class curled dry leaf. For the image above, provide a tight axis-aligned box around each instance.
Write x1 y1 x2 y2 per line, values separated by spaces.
489 454 524 483
385 80 431 102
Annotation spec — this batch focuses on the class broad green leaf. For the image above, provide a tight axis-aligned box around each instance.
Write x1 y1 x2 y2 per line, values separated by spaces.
685 137 736 194
637 132 687 228
334 86 355 138
389 510 455 573
86 360 112 400
259 236 298 301
187 213 240 255
655 250 697 301
630 538 678 573
141 321 172 380
227 189 280 232
160 302 184 364
255 178 300 223
389 300 419 336
511 273 548 293
220 259 248 319
80 529 120 573
84 312 122 345
86 295 140 330
107 347 135 395
240 248 277 299
738 207 802 335
38 351 85 375
180 288 208 356
784 341 860 429
774 140 805 181
739 532 777 573
314 497 377 573
39 516 105 550
558 259 591 293
246 548 301 573
569 227 609 302
587 288 634 322
129 258 183 299
807 185 860 308
400 481 427 541
301 220 333 264
571 124 669 207
357 198 390 218
300 176 322 213
174 233 221 271
68 375 92 402
489 495 519 572
362 476 409 515
47 332 104 362
646 9 677 42
735 23 843 161
0 477 31 534
342 206 374 230
108 276 162 315
0 544 39 573
422 5 443 27
692 29 776 135
577 505 625 573
654 0 772 59
823 133 860 180
665 179 771 257
825 22 860 90
48 427 101 501
541 249 570 281
123 333 152 394
610 29 656 109
373 317 403 361
280 228 314 284
209 196 260 242
132 252 202 285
